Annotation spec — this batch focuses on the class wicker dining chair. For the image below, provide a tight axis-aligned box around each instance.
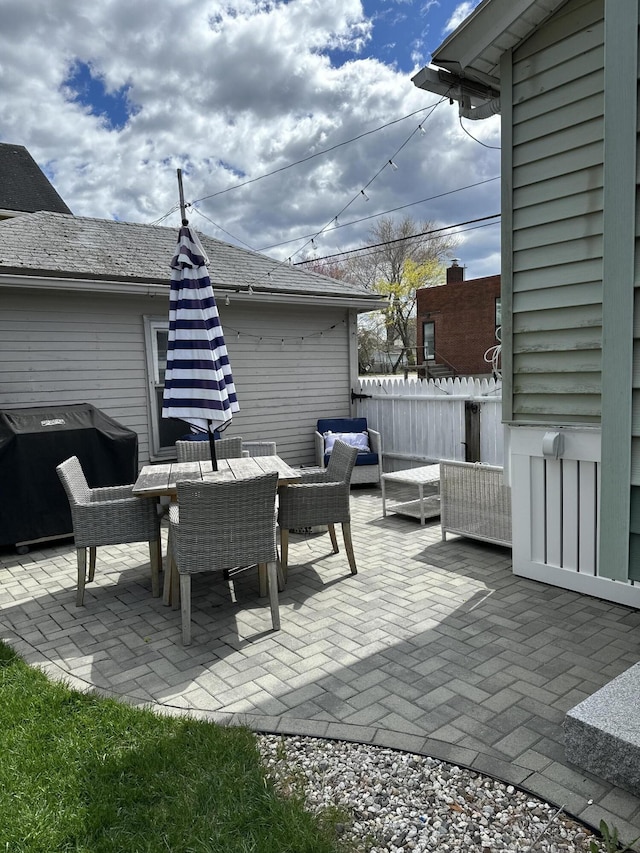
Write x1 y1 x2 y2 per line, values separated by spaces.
56 456 161 606
277 439 359 581
169 472 280 645
242 440 277 457
175 436 243 462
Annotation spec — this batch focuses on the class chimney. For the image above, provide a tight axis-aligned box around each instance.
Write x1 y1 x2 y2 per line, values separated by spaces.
446 259 464 284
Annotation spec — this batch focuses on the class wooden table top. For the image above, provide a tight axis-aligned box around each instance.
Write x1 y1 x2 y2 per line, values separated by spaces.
132 455 300 499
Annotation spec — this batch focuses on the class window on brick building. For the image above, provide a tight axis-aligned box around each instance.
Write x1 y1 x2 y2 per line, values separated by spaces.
495 298 502 329
423 321 435 361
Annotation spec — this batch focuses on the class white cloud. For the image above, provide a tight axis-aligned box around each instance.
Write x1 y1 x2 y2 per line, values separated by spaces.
0 0 500 277
443 1 479 36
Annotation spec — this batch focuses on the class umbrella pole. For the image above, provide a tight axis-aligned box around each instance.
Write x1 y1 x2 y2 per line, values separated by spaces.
208 422 218 471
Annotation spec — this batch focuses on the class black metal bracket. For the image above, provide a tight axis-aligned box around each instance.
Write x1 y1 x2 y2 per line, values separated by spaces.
351 389 373 402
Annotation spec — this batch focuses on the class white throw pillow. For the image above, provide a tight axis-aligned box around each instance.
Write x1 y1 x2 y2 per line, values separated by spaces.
324 431 370 454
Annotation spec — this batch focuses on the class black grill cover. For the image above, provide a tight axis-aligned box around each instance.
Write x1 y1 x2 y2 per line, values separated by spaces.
0 403 138 547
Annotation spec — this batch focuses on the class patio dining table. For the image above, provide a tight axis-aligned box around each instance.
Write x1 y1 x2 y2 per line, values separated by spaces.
132 455 300 605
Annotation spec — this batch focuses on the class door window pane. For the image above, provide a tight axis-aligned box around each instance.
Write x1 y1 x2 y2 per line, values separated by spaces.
423 321 435 361
144 317 187 458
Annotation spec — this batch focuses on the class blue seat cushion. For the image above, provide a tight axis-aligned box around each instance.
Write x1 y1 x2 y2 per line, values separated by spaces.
323 450 378 467
318 418 378 468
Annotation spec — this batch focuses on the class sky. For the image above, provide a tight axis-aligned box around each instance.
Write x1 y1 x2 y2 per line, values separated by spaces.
0 0 500 280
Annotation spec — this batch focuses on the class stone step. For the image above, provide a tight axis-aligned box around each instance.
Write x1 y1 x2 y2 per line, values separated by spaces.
564 661 640 796
418 363 456 380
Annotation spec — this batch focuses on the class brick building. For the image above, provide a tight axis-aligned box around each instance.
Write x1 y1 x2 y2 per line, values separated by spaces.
416 261 501 378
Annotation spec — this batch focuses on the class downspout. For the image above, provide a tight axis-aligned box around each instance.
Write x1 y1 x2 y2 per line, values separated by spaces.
458 92 501 120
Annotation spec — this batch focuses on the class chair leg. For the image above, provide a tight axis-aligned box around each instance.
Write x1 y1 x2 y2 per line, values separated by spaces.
342 522 357 575
267 561 280 630
163 527 173 605
88 546 97 581
180 574 191 645
76 547 87 606
279 528 289 583
171 557 180 610
149 538 161 597
258 563 267 597
328 523 339 554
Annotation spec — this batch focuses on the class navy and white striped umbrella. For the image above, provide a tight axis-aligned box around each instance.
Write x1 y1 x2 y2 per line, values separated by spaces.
162 225 239 466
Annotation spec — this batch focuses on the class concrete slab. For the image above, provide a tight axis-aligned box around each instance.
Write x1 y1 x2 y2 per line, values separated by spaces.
565 662 640 797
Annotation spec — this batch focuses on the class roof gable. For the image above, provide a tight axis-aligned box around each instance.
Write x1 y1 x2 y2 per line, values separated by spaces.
0 143 72 216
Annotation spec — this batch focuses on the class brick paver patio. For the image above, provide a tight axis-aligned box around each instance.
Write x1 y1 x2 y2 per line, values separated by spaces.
1 487 640 846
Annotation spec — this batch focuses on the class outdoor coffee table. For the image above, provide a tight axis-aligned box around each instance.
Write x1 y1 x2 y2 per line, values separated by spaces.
381 464 440 525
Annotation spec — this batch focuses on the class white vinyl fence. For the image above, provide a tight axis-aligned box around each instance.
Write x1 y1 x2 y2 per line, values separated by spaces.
354 377 504 471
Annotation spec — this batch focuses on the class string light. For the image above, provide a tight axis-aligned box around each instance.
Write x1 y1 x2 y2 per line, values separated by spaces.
161 98 447 296
224 320 344 345
225 294 230 306
388 159 398 171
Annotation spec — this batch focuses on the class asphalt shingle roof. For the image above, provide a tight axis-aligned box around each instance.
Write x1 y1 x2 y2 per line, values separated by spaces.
0 144 72 215
0 211 380 302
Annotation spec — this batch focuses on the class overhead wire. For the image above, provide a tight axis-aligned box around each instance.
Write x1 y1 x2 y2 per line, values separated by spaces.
257 175 500 252
189 102 445 206
186 97 451 293
149 89 500 291
273 96 449 267
458 116 501 150
191 205 257 251
294 214 501 266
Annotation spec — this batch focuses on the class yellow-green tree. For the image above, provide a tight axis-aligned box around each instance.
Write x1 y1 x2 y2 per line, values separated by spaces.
348 217 457 373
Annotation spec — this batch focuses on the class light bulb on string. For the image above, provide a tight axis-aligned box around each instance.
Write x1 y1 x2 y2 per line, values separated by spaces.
247 284 253 295
418 124 426 136
225 294 230 306
360 190 369 202
388 160 398 171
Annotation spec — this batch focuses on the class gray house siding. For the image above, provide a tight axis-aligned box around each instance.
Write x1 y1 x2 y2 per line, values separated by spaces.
0 286 355 468
506 0 604 424
0 287 153 457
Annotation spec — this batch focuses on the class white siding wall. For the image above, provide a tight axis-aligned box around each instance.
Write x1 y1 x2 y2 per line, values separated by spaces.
508 0 604 424
509 424 640 606
0 286 356 467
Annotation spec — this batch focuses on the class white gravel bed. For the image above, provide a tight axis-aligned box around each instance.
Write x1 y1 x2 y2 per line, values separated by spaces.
258 735 607 852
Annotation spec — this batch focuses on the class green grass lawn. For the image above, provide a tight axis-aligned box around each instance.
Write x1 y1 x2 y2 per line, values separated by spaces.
0 642 341 853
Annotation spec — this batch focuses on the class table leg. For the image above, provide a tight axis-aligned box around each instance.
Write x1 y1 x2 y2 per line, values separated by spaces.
419 484 425 525
381 477 387 517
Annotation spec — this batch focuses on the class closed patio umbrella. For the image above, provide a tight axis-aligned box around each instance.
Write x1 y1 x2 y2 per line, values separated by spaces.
161 224 239 470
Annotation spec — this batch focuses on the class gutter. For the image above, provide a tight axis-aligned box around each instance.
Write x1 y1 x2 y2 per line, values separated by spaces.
0 273 388 311
411 64 500 120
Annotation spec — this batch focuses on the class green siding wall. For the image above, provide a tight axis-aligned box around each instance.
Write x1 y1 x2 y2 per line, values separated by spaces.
508 0 604 424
